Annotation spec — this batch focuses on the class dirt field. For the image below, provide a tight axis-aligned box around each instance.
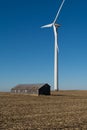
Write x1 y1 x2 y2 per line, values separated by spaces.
0 91 87 130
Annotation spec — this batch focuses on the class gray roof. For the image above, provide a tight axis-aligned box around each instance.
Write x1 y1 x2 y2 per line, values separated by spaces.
11 84 49 91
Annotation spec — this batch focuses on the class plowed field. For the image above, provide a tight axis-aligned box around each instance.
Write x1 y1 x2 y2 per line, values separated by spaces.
0 91 87 130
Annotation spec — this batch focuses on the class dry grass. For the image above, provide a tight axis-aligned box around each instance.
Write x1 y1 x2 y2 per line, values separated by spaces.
0 91 87 130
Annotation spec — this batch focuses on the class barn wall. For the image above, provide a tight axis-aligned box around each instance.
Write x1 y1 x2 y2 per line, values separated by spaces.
39 84 50 95
27 89 38 94
11 84 51 95
11 89 39 95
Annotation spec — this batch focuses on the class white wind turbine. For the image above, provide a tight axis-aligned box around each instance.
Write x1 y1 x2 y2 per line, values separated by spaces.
41 0 65 91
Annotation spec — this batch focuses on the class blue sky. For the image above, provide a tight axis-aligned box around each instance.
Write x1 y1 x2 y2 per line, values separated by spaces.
0 0 87 91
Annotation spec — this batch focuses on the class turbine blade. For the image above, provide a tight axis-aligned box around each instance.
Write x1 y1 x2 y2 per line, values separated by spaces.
57 44 59 53
41 23 53 28
53 0 65 23
53 25 59 52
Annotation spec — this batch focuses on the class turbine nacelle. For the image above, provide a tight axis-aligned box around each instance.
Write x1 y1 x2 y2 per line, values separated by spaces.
54 23 61 28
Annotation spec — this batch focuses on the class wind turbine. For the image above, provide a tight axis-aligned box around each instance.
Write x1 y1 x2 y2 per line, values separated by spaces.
41 0 65 91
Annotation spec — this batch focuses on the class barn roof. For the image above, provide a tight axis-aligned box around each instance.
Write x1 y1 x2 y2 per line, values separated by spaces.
11 84 49 91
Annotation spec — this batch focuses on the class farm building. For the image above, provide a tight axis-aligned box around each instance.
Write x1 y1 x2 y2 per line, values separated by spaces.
11 83 51 95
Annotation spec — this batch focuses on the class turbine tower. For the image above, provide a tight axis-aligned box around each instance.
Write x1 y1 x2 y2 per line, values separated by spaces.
41 0 65 91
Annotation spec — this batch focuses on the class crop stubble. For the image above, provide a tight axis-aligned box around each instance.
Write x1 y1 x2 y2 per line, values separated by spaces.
0 91 87 130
